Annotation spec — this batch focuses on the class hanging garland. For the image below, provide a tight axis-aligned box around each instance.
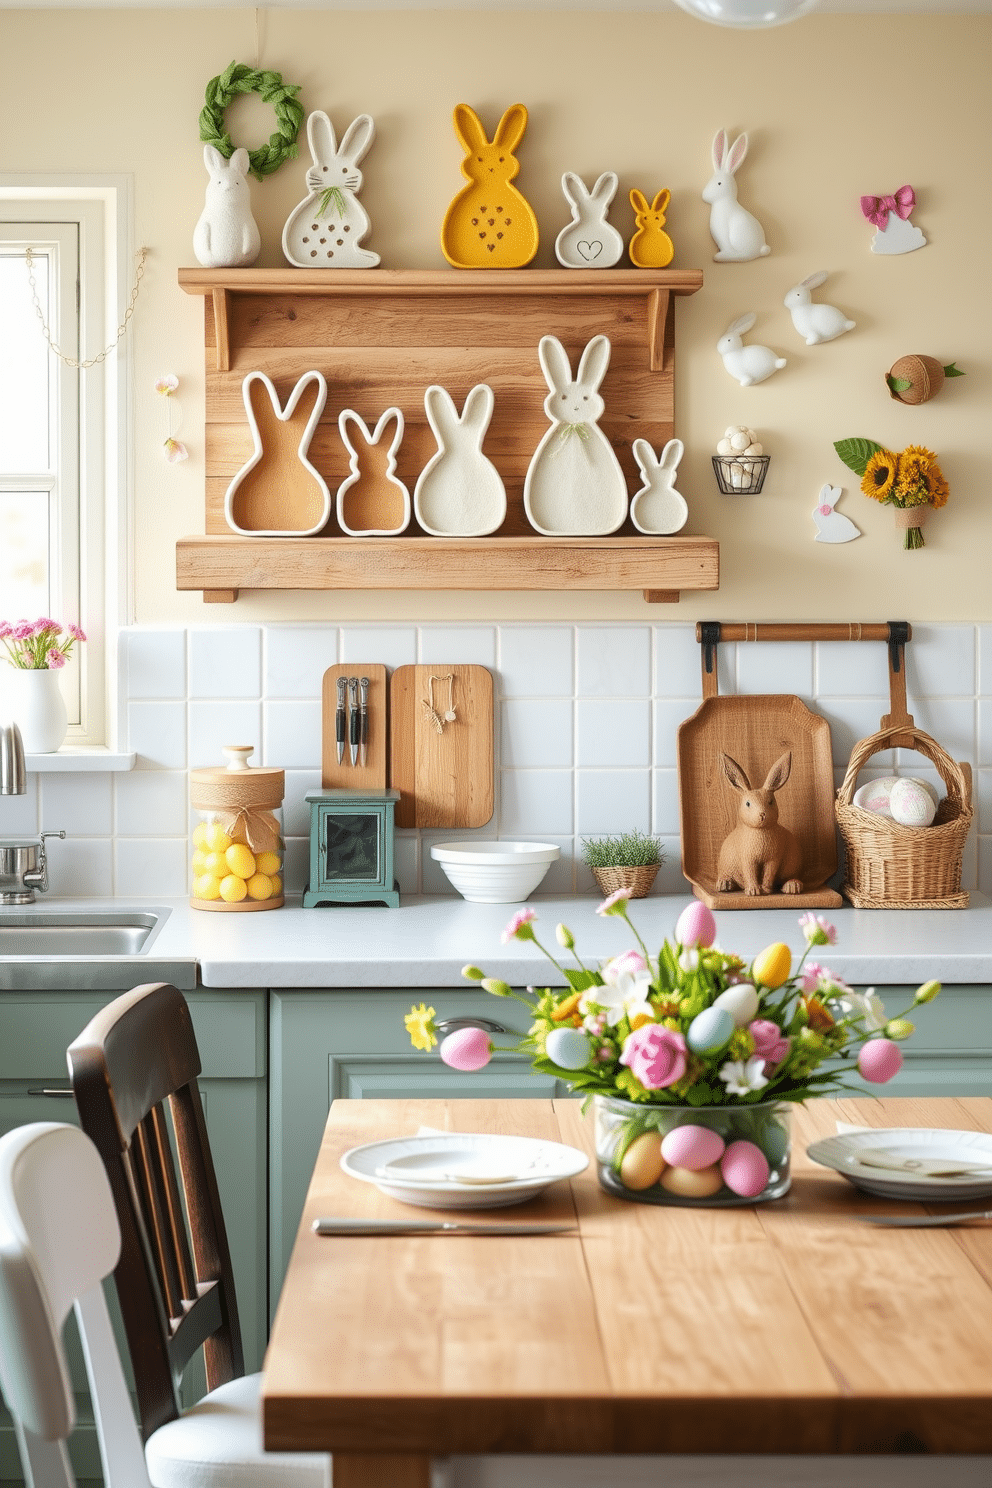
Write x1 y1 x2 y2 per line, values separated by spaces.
199 61 304 182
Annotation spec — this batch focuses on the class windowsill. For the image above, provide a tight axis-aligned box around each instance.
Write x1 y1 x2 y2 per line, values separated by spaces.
25 746 136 772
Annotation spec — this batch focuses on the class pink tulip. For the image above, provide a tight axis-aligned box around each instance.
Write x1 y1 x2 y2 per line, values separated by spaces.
857 1038 903 1084
675 901 717 949
439 1027 493 1072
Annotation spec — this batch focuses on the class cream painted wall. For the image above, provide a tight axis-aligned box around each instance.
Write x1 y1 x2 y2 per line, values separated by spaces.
1 9 988 625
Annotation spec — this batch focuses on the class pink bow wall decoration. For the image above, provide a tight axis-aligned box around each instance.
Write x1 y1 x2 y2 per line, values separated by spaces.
860 185 916 229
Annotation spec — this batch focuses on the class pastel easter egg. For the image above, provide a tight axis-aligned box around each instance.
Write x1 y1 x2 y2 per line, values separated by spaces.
713 983 760 1027
853 776 899 816
660 1163 724 1198
761 1119 790 1169
675 900 717 949
687 1006 734 1053
889 777 937 828
660 1124 726 1171
439 1027 493 1072
858 1038 903 1084
545 1027 592 1071
619 1132 665 1191
721 1139 770 1198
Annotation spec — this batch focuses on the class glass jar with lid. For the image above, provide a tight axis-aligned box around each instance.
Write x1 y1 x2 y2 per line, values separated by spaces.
189 746 285 911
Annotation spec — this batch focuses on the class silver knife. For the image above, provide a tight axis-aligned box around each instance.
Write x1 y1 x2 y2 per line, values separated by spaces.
335 676 347 766
348 676 359 766
859 1208 992 1228
359 676 369 768
312 1217 577 1237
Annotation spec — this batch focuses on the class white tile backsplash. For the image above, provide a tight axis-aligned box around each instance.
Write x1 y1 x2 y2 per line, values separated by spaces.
27 623 992 899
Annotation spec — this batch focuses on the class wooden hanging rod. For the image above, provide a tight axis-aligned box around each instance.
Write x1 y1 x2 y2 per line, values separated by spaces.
694 623 911 644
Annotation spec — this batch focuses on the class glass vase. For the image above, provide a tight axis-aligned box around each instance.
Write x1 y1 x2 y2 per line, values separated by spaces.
593 1093 792 1207
0 666 68 753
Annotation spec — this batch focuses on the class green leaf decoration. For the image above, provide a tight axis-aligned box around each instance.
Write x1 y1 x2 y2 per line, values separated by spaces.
943 362 966 377
564 967 600 993
886 376 912 393
833 437 884 477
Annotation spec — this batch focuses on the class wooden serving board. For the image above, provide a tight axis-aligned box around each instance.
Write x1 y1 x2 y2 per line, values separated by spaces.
321 664 388 791
389 665 493 829
677 694 842 910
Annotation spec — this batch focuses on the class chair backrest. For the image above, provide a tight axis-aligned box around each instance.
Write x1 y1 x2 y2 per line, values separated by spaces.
0 1122 152 1488
67 982 244 1440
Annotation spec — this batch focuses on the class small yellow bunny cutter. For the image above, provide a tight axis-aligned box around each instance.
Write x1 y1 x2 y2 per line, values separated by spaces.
441 103 540 269
629 188 674 269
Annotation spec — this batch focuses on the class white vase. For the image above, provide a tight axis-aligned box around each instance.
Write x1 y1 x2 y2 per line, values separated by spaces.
0 666 69 753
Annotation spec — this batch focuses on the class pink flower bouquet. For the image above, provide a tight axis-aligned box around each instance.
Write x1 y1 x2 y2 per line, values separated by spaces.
0 618 86 671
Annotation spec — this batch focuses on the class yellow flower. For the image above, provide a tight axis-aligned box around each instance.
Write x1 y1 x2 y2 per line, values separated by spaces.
860 448 898 502
404 1003 437 1052
551 991 583 1022
752 942 792 989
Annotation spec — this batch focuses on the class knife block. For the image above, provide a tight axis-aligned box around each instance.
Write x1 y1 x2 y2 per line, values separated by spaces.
320 664 388 790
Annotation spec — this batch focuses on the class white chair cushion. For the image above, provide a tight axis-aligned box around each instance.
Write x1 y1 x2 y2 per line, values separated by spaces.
145 1372 330 1488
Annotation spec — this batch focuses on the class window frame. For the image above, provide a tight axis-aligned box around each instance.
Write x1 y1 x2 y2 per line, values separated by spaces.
0 177 133 749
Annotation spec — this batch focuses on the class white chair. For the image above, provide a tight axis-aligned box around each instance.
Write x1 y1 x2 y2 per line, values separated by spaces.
0 1121 329 1488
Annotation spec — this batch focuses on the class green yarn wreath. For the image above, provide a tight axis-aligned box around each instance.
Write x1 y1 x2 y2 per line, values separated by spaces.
199 61 304 181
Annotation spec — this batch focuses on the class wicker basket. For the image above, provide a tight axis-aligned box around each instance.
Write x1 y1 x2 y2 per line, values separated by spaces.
835 725 973 908
591 864 660 899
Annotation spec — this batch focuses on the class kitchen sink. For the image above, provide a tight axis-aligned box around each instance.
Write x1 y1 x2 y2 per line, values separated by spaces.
0 910 165 957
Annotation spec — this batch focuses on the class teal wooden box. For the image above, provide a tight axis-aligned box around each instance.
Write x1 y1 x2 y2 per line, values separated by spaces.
302 789 400 907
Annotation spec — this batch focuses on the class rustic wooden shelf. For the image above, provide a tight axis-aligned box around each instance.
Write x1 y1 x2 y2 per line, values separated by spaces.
177 266 717 604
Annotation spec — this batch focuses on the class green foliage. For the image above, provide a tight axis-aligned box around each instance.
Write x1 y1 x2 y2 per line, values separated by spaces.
885 376 912 393
580 829 663 868
944 363 965 377
833 437 884 477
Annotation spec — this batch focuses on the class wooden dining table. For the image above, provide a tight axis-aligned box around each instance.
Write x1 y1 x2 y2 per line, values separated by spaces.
262 1096 992 1487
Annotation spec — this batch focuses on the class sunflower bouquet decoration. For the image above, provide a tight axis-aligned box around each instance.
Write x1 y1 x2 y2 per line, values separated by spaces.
405 896 941 1206
834 436 949 549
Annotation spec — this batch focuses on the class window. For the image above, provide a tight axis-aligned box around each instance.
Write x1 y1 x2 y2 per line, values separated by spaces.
0 183 130 746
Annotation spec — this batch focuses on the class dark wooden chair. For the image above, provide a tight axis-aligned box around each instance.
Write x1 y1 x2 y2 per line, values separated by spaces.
67 982 329 1486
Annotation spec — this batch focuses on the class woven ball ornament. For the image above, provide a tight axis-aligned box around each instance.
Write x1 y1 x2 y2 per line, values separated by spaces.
199 61 304 181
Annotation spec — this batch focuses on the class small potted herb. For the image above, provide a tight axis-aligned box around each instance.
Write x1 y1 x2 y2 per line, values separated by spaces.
580 829 663 898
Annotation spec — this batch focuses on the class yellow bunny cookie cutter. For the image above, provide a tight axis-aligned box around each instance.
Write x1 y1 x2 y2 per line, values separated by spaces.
441 103 539 269
629 188 674 269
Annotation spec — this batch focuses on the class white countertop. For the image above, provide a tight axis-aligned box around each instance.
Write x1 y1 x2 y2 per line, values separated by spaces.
5 892 986 990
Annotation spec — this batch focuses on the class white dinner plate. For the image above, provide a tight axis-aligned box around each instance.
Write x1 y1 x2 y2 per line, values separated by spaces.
807 1128 992 1201
340 1132 589 1209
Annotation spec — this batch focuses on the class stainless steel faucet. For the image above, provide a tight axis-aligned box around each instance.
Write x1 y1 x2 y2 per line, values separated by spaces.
0 720 65 904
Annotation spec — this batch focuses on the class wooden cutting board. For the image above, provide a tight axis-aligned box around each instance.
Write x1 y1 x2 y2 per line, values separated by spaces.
677 693 842 910
389 665 494 829
321 665 388 790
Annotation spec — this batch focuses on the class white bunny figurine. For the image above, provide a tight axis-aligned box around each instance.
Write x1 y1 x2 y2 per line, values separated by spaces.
523 334 628 537
784 272 856 345
193 145 261 268
554 172 624 269
630 438 688 535
414 384 506 537
336 408 411 536
702 130 770 263
717 314 786 387
812 484 861 544
282 110 380 268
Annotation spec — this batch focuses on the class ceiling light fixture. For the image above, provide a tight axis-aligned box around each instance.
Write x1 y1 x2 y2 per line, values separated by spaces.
673 0 819 26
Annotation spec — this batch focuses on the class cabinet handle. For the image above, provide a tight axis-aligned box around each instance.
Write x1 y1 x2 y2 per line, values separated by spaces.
434 1017 510 1038
27 1088 75 1098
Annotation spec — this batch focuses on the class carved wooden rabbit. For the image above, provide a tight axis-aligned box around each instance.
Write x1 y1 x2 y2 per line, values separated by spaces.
716 751 803 896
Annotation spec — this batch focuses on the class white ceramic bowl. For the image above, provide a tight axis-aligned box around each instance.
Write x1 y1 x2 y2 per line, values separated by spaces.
430 841 560 903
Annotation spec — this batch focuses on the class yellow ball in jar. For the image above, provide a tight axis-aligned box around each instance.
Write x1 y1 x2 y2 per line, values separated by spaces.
204 822 232 853
268 874 283 897
193 873 222 900
246 872 274 901
191 849 210 875
203 851 228 876
219 874 248 903
256 851 281 876
192 822 210 849
225 844 256 880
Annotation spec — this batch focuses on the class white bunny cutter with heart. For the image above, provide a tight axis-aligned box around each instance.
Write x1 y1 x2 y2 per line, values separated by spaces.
554 171 624 269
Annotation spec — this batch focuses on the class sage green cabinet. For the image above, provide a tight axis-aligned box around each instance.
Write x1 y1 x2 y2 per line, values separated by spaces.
0 988 267 1486
268 987 572 1310
847 985 992 1097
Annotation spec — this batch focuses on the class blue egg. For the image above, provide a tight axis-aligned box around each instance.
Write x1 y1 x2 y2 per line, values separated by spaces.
545 1027 592 1071
687 1005 734 1053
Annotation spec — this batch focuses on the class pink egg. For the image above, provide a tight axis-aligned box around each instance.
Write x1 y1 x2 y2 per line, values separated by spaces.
439 1027 493 1071
660 1124 726 1171
858 1038 903 1084
674 901 717 949
720 1139 770 1198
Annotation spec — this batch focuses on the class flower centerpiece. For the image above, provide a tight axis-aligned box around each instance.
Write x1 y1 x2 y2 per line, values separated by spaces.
0 617 86 670
834 437 948 549
404 894 941 1207
0 618 86 753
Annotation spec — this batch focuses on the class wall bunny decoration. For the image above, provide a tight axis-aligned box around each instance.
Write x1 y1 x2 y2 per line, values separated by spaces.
282 111 380 268
784 272 855 345
703 130 770 263
554 172 624 268
441 104 539 268
193 145 261 268
717 314 786 387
